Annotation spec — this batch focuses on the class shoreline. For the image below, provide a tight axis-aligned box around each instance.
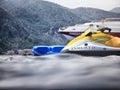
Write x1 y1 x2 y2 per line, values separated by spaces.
1 49 33 56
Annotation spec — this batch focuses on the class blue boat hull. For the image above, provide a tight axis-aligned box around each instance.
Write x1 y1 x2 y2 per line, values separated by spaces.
32 45 64 56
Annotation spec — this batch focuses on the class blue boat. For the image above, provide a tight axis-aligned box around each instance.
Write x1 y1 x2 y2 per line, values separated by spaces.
32 45 64 56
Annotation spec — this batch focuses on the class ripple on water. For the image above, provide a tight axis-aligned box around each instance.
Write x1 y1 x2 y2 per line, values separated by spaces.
0 54 120 89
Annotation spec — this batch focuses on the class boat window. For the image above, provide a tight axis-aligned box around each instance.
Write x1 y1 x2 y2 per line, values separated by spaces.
60 27 67 30
72 28 76 30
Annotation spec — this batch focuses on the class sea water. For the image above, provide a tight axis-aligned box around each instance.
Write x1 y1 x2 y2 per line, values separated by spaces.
0 54 120 89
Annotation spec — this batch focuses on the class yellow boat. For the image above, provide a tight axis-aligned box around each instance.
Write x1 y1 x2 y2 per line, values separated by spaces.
61 28 120 56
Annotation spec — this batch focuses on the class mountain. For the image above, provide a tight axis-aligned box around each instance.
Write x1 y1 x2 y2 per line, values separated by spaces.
0 7 29 53
71 7 120 21
110 7 120 14
0 0 84 53
0 0 120 53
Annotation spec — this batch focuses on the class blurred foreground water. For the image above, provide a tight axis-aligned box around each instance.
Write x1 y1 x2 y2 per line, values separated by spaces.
0 54 120 90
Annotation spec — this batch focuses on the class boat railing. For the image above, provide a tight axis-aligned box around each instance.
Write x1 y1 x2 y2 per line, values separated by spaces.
105 18 120 21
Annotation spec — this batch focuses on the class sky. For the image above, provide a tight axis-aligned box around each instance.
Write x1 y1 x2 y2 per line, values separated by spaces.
45 0 120 11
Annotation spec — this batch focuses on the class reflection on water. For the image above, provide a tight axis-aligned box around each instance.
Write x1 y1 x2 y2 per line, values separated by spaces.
0 54 120 89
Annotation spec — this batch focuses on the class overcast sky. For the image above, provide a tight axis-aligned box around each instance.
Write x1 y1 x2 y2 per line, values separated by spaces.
45 0 120 11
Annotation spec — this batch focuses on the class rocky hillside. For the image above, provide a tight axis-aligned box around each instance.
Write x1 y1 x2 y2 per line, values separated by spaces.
71 7 120 22
0 7 29 53
110 7 120 14
0 0 84 53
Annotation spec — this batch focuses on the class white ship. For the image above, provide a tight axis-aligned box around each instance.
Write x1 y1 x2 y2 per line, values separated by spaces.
58 18 120 39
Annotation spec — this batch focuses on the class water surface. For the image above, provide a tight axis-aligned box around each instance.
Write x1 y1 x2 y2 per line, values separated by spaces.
0 54 120 89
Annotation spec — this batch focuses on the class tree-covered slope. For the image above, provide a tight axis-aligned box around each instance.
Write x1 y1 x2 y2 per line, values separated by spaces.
0 7 29 53
0 0 84 53
71 7 120 21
